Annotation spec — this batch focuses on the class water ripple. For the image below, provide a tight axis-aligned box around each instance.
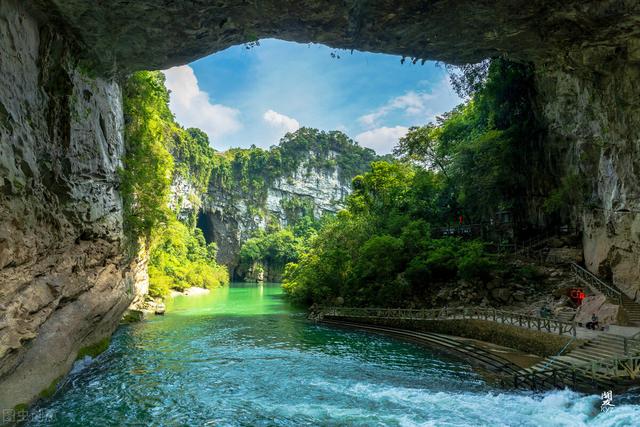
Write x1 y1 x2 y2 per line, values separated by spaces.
27 284 639 426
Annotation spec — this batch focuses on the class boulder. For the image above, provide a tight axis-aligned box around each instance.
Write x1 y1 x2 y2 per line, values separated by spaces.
575 295 623 327
513 291 526 302
491 288 512 303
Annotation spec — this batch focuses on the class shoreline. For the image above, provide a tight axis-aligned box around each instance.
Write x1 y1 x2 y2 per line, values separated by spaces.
319 319 543 385
169 287 211 298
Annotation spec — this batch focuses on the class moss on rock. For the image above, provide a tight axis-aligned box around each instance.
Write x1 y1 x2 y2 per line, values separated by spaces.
13 403 28 412
76 337 110 360
38 376 62 399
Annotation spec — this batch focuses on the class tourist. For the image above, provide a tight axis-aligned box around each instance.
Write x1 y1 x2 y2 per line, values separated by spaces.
586 313 599 330
539 306 551 318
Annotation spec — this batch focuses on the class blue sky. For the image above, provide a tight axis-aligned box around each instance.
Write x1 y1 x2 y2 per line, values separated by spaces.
163 39 463 154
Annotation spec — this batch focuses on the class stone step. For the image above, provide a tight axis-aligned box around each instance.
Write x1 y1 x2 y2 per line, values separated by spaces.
578 349 624 359
579 353 623 361
551 355 596 366
588 337 625 343
562 354 598 364
571 350 618 360
583 343 625 352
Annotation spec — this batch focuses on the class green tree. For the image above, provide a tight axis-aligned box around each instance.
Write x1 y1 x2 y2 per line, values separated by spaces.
122 71 228 297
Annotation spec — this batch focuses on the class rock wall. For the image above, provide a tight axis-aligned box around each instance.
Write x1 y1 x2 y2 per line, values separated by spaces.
35 1 640 76
168 174 201 225
1 0 639 410
199 154 350 276
537 57 640 301
0 0 142 410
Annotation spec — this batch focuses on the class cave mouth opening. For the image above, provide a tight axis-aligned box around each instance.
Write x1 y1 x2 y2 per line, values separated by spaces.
164 38 465 280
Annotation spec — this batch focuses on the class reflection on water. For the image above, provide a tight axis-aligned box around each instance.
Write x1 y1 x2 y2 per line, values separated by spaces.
28 283 639 426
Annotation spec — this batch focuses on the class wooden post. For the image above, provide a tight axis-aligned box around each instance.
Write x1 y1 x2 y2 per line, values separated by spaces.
532 373 536 390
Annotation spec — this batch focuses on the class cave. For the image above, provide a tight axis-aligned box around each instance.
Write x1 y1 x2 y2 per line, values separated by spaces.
2 0 640 411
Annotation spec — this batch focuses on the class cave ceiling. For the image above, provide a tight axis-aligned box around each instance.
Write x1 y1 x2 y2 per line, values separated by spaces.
32 0 640 75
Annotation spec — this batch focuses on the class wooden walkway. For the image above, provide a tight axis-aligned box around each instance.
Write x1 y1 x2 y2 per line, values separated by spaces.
316 306 640 393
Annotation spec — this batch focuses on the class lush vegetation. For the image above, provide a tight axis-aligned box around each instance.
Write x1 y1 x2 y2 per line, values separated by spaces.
284 59 548 307
394 58 544 224
213 128 382 281
148 220 228 297
237 216 321 280
209 128 380 223
282 162 496 306
122 71 228 298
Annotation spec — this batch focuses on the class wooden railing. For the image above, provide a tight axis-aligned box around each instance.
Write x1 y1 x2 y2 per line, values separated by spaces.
319 306 577 337
513 354 640 390
514 230 552 256
431 224 484 239
570 262 623 304
319 306 640 392
623 332 640 356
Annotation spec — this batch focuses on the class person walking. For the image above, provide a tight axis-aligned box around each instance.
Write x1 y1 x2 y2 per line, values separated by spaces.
586 313 599 330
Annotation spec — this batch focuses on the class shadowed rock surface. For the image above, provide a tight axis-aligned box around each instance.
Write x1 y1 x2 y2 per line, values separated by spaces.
34 0 640 74
0 0 146 410
1 0 640 411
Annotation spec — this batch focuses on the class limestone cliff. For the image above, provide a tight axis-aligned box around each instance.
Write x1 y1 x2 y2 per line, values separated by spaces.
3 0 640 412
537 60 640 301
198 130 377 278
0 0 144 410
26 0 640 301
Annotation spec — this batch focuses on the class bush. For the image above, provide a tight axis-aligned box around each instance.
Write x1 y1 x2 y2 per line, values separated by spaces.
148 218 229 296
123 71 229 298
457 241 495 282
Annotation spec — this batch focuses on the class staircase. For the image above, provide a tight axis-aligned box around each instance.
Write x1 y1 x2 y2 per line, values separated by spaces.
517 334 632 391
621 295 640 326
317 306 640 392
554 308 576 323
570 263 640 326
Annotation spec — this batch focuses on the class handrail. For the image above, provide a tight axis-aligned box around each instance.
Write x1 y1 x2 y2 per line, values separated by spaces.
512 354 640 390
317 305 639 391
319 306 577 337
623 334 640 355
570 262 623 305
514 231 551 255
539 336 577 371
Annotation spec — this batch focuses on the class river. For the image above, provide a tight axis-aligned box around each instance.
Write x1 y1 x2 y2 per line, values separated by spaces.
27 283 639 426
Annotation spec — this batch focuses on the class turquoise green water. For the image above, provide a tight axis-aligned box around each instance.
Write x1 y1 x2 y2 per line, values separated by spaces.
29 283 639 426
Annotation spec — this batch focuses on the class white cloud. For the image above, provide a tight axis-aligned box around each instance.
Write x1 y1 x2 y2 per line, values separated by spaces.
355 126 409 155
163 65 241 144
263 109 300 133
358 77 460 128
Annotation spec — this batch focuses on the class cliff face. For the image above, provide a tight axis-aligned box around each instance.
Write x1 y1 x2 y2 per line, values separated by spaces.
537 58 640 300
2 0 640 411
36 1 640 75
0 0 144 410
199 150 351 277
